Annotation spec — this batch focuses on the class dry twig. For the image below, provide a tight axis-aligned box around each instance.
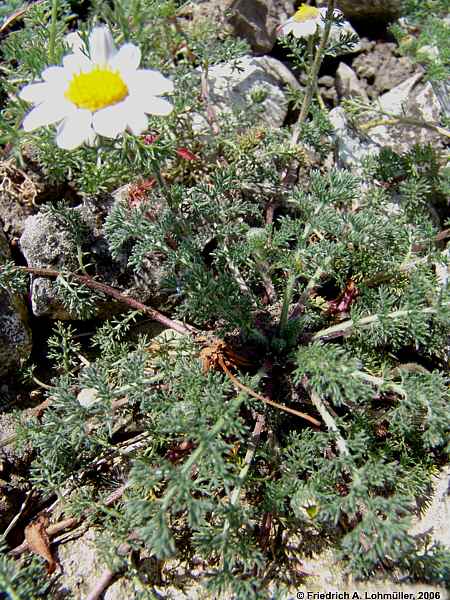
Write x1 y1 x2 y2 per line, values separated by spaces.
15 265 198 336
218 357 321 427
9 484 127 558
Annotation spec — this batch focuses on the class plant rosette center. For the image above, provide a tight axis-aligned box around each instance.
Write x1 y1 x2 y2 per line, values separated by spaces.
65 66 129 111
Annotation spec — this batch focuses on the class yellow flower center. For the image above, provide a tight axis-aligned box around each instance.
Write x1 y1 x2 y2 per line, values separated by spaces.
292 4 320 22
65 66 128 111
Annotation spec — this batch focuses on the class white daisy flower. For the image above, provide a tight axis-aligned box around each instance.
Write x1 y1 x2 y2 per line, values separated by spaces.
278 3 342 38
19 26 174 150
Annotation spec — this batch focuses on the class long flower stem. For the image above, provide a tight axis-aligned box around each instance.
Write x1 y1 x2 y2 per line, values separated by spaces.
48 0 59 63
360 115 450 139
292 0 335 145
312 304 448 342
289 255 332 320
346 97 450 139
279 272 296 335
307 385 349 456
352 370 406 398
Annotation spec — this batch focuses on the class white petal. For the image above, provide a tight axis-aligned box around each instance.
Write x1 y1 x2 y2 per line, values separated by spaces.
63 52 93 73
126 111 148 136
109 43 141 73
290 20 319 37
65 31 84 53
139 96 173 116
124 69 174 96
56 110 94 149
89 26 116 65
22 99 73 131
19 81 53 104
41 66 72 85
279 19 296 35
92 103 128 138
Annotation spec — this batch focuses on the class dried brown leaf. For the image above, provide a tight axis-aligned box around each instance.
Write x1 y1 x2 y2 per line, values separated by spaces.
25 514 58 574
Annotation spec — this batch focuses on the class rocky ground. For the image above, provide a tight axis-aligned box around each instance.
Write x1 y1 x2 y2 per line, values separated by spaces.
0 0 449 597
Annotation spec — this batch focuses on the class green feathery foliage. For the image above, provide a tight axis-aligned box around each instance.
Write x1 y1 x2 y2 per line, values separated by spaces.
0 0 449 597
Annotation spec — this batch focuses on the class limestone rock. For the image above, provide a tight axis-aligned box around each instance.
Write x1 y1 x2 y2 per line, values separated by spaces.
318 75 335 88
318 0 401 21
0 160 37 241
20 211 83 319
369 76 443 153
20 198 167 320
0 470 29 533
335 62 369 102
330 73 446 169
410 465 450 548
329 107 380 171
54 529 137 599
54 528 205 599
376 72 423 115
197 55 299 131
229 0 294 54
183 0 294 55
0 406 35 468
0 230 32 376
352 41 418 98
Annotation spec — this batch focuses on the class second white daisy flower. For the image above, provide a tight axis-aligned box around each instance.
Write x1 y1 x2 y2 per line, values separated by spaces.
279 4 343 38
19 26 174 150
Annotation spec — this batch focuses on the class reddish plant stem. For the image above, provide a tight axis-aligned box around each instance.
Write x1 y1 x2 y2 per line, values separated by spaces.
17 266 198 337
218 357 321 427
201 63 220 135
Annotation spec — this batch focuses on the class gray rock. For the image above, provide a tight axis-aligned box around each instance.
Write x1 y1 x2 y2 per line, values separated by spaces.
229 0 294 54
20 199 168 320
335 62 369 101
54 528 137 599
0 161 36 242
0 230 32 376
410 465 450 548
432 80 450 119
330 73 446 169
369 76 444 153
197 55 299 131
352 41 418 98
318 0 401 20
54 527 205 599
183 0 294 55
318 75 335 88
329 106 380 171
20 211 80 319
376 72 423 115
0 471 29 533
320 85 338 106
0 410 36 531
